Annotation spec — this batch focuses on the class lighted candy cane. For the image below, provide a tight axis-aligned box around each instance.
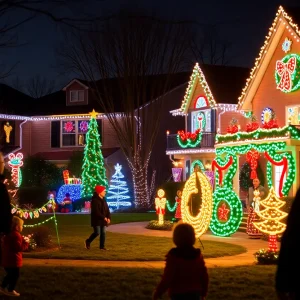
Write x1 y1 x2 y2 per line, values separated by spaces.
8 152 24 187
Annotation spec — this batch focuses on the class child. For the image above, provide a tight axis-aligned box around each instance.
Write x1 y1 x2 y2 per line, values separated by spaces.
0 216 29 297
153 223 208 300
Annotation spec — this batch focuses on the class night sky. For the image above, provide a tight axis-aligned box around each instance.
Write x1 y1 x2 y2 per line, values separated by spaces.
1 0 300 91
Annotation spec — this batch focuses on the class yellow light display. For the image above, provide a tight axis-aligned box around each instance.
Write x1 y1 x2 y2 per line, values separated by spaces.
253 187 287 235
155 189 166 225
181 171 213 238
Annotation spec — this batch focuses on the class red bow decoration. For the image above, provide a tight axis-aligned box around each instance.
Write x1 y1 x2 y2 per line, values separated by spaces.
246 122 259 132
177 129 200 142
212 156 233 186
262 119 279 129
276 57 296 92
246 150 260 179
227 125 238 134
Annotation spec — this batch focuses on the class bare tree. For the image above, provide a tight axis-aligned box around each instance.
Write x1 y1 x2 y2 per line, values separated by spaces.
26 74 55 99
191 24 234 66
57 12 193 208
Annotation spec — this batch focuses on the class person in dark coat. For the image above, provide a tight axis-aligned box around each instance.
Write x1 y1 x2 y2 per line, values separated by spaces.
85 185 111 250
275 188 300 300
0 174 12 235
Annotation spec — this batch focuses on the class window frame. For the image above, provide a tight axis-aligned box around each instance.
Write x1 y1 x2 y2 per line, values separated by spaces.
70 90 85 103
285 105 300 125
60 119 89 147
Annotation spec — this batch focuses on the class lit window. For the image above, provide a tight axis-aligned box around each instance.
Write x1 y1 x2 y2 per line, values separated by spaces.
286 106 300 125
191 109 211 132
70 90 84 102
274 165 286 196
194 95 208 109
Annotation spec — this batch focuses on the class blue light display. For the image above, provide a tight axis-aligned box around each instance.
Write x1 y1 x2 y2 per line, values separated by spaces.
57 184 82 203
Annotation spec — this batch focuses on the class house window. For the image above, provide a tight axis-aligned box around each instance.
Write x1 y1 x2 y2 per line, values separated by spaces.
61 120 89 147
286 106 300 125
191 109 211 132
194 95 208 109
70 90 84 102
274 165 286 196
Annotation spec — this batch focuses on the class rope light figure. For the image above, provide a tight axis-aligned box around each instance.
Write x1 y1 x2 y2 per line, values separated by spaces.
155 189 166 225
8 152 23 187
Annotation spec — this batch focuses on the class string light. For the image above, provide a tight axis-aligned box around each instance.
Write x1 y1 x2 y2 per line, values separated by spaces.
166 148 215 155
81 110 108 198
106 163 131 209
166 200 177 212
181 171 213 238
57 184 81 204
23 216 55 228
238 6 300 108
180 63 217 113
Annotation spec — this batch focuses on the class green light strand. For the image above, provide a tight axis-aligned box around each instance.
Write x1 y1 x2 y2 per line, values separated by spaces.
24 216 55 228
177 131 203 148
190 160 205 174
166 200 177 212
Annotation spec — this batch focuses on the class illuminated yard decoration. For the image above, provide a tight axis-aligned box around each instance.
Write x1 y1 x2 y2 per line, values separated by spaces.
8 152 23 187
106 163 131 209
177 129 202 148
210 154 243 236
57 184 81 204
181 172 213 238
253 187 287 252
155 189 166 225
275 53 300 93
190 160 205 175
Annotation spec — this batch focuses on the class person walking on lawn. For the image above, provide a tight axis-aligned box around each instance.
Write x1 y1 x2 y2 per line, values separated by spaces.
85 185 111 250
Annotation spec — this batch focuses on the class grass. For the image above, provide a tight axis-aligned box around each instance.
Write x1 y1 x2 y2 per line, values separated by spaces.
0 265 277 299
23 213 246 261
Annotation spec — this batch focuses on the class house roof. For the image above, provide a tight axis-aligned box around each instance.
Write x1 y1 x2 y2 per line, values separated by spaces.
0 84 35 116
237 5 300 110
179 64 250 113
34 148 119 161
28 73 191 116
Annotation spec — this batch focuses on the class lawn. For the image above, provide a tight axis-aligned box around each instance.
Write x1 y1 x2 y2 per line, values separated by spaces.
23 213 246 261
0 265 277 299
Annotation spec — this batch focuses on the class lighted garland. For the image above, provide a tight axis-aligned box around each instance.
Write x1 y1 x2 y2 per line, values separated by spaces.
275 53 300 93
190 160 205 174
166 200 177 212
209 188 243 237
181 171 213 238
23 216 55 228
212 154 235 186
177 129 203 148
215 125 300 144
265 151 295 197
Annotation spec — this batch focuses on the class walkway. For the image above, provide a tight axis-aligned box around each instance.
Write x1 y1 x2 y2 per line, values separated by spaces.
24 222 271 268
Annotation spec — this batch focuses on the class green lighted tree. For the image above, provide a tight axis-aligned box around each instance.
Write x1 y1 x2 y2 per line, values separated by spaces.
81 110 108 197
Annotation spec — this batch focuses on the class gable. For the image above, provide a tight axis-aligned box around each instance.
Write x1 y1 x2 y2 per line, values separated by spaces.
180 63 217 113
238 6 300 111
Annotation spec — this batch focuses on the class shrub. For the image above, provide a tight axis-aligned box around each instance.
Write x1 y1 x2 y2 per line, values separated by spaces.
254 249 279 265
18 187 49 207
72 197 91 211
146 220 174 231
31 226 52 248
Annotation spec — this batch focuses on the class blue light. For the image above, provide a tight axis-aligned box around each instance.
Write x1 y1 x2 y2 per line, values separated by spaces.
57 184 82 203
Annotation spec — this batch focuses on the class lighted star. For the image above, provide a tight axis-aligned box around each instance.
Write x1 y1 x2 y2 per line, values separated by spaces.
218 202 230 221
282 37 292 53
115 163 122 173
89 109 98 119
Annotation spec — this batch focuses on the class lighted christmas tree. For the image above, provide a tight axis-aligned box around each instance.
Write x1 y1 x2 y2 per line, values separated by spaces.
106 163 131 209
81 110 108 198
253 187 287 252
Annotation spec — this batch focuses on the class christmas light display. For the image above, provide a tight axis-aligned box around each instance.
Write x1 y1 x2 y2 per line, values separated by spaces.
81 110 108 198
227 118 239 134
265 150 295 197
177 129 202 148
204 171 214 188
253 187 287 252
282 37 292 53
212 155 233 186
246 149 260 179
246 207 262 238
181 171 213 238
261 108 274 125
172 168 182 182
246 115 259 132
218 202 230 221
179 63 217 112
8 152 23 187
63 121 75 133
194 95 208 108
216 125 300 144
106 163 131 209
166 200 177 212
57 184 82 204
275 53 300 93
155 189 167 225
238 6 300 108
190 160 205 174
79 120 89 132
4 122 13 143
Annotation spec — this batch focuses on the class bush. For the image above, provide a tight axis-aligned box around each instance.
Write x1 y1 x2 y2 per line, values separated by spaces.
146 220 174 231
72 197 91 211
254 249 279 265
31 226 52 248
18 187 49 207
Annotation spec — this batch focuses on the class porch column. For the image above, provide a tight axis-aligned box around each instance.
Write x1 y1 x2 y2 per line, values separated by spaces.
233 155 240 196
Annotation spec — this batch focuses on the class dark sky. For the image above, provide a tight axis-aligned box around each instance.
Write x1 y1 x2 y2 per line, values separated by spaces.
1 0 300 91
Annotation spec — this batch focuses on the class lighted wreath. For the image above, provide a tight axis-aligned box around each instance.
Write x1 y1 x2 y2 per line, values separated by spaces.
177 129 202 148
275 53 300 93
79 121 89 133
181 171 213 238
64 121 74 133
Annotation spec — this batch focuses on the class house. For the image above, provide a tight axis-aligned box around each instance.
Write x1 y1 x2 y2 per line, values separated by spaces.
165 63 250 182
167 5 300 201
